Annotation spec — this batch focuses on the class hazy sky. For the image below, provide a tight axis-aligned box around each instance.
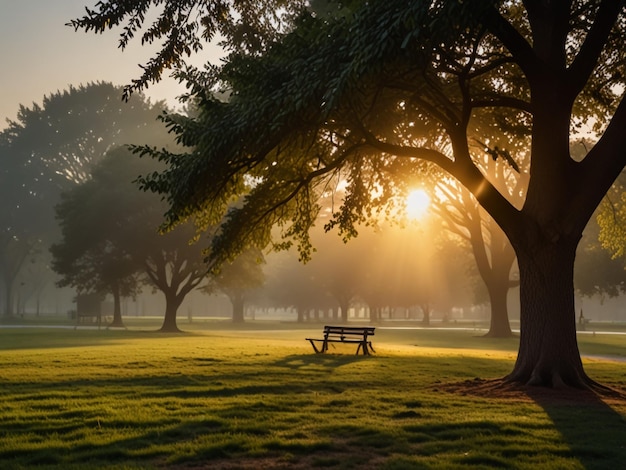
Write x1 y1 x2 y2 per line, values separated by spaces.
0 0 218 124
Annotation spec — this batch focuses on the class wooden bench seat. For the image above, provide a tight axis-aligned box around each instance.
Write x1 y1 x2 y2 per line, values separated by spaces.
306 325 375 355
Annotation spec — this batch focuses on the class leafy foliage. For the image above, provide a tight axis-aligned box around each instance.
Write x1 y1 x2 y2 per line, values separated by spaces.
51 147 209 330
3 82 166 188
592 173 626 297
68 0 306 100
0 82 167 316
50 147 147 298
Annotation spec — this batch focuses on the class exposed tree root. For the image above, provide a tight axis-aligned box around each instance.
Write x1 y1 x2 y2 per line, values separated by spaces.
158 326 183 333
481 331 517 339
439 376 626 405
502 359 605 390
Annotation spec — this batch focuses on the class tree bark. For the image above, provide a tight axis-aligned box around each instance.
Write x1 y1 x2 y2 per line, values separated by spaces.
231 294 245 323
483 276 513 338
159 291 183 332
338 300 350 323
506 234 592 388
468 208 516 338
108 283 125 328
421 303 430 326
2 274 14 317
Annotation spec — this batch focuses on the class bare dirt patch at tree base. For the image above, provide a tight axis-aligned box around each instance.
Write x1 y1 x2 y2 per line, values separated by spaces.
440 377 626 406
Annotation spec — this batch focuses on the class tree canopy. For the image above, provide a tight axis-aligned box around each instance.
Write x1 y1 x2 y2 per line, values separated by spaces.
0 82 167 317
73 1 626 389
207 247 265 323
51 146 210 332
67 0 306 101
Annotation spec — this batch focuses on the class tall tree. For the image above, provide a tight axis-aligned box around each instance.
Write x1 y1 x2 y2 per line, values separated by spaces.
207 248 265 323
306 226 372 323
0 82 167 316
262 251 331 322
51 147 209 331
434 178 518 337
357 223 474 325
0 135 48 316
576 217 626 300
592 174 626 296
51 156 142 328
73 2 626 389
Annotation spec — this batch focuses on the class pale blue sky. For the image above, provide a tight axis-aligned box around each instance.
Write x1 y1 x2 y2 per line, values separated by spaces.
0 1 217 124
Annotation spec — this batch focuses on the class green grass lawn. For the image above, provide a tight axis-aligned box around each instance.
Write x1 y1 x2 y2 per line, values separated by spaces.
0 323 624 469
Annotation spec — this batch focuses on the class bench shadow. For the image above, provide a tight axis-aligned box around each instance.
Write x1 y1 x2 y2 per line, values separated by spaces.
273 353 373 370
525 387 626 469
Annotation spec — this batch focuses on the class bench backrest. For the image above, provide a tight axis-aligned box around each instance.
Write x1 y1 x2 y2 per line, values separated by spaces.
323 325 375 338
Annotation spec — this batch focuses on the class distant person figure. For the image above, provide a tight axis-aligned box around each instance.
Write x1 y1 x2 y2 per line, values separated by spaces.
578 309 585 331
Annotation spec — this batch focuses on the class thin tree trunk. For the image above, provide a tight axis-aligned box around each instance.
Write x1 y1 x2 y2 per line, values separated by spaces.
339 300 350 323
3 275 14 318
369 306 378 324
109 284 125 328
231 294 245 323
421 303 430 326
506 236 592 388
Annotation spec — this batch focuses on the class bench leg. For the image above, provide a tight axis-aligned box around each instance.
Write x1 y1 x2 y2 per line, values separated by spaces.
308 339 322 353
356 341 374 355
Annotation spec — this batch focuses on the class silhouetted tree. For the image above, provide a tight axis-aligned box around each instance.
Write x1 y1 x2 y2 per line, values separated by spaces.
51 152 142 327
51 147 209 331
434 178 519 337
262 251 330 322
576 214 626 299
207 248 265 323
0 82 166 316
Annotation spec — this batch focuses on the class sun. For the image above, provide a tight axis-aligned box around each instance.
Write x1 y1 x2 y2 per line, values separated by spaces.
405 189 431 220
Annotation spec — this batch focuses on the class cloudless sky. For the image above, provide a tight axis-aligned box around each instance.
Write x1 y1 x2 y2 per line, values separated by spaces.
0 0 218 124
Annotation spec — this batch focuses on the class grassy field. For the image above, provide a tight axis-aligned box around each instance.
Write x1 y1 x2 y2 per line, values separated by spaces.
0 322 625 469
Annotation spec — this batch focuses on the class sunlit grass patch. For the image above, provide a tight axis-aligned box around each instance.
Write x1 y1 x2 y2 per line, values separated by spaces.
0 327 624 469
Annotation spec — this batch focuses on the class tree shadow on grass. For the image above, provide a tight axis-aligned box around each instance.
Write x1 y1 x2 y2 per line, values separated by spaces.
525 386 626 470
0 327 207 351
446 378 626 470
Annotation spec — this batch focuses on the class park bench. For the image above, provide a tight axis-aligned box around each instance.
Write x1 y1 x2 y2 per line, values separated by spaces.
74 293 103 330
306 325 376 355
74 310 102 330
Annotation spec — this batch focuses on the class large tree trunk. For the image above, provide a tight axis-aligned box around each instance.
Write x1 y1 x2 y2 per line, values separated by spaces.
159 291 183 332
483 275 513 338
506 234 592 388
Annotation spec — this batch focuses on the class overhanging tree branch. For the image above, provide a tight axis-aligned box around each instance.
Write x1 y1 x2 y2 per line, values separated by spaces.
483 4 538 81
567 0 625 96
